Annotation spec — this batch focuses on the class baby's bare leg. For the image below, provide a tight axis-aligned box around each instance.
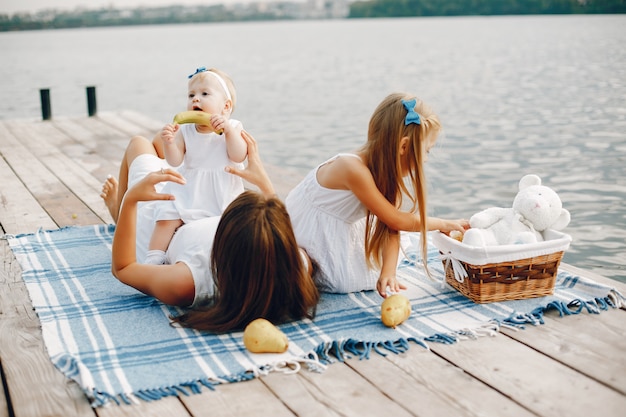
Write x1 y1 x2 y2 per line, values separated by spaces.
149 219 183 252
145 219 183 265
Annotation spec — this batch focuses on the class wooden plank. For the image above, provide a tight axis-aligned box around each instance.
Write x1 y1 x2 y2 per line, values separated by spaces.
50 117 126 179
429 330 626 417
560 262 626 296
71 114 135 149
0 240 96 417
117 110 162 134
180 378 294 417
249 363 417 417
44 116 123 173
0 122 101 228
501 307 626 395
95 111 158 139
287 361 414 417
5 120 114 225
259 371 343 417
96 397 191 417
50 116 128 171
0 153 56 235
346 346 535 417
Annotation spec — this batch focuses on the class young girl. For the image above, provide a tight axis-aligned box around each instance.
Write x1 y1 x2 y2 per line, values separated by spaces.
285 92 469 298
146 67 248 265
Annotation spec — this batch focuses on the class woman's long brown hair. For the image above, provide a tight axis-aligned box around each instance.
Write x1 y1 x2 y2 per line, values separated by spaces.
172 191 319 332
361 93 441 272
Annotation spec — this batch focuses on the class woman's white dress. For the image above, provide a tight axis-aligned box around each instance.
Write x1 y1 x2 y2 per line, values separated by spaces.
128 152 218 308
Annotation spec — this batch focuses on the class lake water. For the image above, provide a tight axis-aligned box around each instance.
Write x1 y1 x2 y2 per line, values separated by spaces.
1 15 625 282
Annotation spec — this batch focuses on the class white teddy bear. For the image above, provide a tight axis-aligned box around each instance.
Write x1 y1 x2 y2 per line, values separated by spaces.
462 174 570 246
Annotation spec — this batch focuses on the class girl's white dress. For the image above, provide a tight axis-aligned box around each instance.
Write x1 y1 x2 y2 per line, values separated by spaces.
285 154 378 293
156 121 244 223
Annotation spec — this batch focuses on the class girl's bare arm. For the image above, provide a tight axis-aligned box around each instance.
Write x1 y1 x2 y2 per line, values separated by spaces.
337 158 467 233
376 230 407 297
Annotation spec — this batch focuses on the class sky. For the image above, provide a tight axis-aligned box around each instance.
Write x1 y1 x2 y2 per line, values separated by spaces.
1 0 289 15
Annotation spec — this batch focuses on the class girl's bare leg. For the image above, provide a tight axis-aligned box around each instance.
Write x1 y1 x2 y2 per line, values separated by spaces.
100 135 161 223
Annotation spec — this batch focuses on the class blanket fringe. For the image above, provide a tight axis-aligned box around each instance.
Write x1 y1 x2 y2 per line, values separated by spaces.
87 376 227 407
87 356 327 407
503 295 620 330
313 337 428 365
255 357 328 376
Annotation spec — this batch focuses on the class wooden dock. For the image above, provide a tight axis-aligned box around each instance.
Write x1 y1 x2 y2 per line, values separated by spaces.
1 111 625 417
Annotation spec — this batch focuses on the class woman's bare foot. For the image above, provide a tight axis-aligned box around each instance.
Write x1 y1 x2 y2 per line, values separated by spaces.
100 175 119 222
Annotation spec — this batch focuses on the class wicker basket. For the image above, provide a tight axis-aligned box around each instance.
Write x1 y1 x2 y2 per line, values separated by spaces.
432 230 571 304
441 251 564 303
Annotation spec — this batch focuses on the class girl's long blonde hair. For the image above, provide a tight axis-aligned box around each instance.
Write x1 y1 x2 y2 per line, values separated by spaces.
361 92 441 271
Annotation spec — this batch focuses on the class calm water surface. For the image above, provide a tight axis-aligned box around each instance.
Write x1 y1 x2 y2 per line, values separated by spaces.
1 15 625 281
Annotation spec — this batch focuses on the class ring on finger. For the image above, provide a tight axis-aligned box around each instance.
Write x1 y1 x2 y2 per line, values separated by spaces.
160 168 165 174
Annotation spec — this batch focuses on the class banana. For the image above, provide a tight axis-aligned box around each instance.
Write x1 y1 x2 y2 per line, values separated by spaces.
172 111 223 134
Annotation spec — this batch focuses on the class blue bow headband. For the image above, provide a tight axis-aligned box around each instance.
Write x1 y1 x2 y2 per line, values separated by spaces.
188 66 232 101
188 66 208 79
402 98 421 126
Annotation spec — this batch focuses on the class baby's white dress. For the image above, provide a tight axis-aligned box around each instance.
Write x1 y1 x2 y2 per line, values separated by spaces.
156 121 244 223
285 154 378 293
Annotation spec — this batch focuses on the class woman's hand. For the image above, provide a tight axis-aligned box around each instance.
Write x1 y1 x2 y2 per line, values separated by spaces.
225 130 276 197
123 168 186 205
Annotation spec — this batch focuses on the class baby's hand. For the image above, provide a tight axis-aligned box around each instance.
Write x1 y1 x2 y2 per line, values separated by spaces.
210 114 228 135
161 123 179 144
376 275 407 298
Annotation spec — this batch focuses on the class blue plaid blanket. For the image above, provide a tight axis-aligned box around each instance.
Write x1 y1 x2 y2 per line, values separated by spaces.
6 225 623 407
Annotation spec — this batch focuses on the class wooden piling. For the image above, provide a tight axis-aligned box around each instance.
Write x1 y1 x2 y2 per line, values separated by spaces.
86 86 97 117
39 88 51 120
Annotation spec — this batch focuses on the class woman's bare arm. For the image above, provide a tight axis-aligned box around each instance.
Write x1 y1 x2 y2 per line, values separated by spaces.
111 169 195 306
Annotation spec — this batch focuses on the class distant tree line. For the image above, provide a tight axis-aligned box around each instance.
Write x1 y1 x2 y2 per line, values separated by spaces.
0 5 279 32
348 0 626 17
1 0 624 32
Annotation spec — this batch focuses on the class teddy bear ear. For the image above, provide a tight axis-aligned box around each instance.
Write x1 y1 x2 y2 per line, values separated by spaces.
519 174 541 190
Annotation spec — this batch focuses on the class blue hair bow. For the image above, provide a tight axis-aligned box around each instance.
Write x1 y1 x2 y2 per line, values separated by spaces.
402 98 421 126
188 66 208 79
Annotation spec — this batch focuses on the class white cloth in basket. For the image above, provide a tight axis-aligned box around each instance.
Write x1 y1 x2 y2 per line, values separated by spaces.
432 230 572 266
